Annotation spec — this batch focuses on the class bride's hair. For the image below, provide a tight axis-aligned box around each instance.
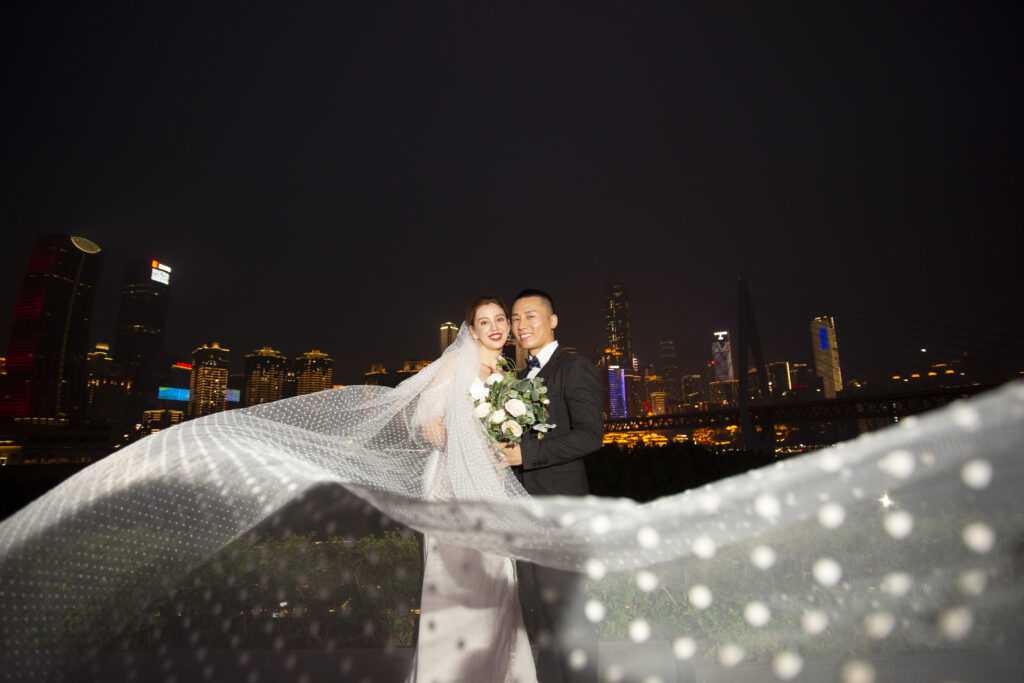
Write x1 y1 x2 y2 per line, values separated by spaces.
464 295 509 327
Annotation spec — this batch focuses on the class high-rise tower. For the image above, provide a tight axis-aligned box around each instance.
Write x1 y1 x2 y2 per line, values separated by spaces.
189 343 230 417
115 258 171 420
811 316 843 398
295 350 333 395
440 322 458 354
603 282 632 367
658 340 680 404
244 347 287 407
0 235 103 420
711 331 734 382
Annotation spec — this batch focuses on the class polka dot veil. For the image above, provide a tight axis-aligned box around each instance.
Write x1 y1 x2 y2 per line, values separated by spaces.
1 324 1022 681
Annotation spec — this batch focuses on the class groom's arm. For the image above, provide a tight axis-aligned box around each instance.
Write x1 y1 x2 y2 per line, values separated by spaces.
520 356 603 470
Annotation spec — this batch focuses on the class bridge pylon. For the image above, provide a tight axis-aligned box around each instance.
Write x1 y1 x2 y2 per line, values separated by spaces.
736 278 771 454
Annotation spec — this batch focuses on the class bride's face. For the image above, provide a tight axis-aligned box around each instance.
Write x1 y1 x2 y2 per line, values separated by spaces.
471 303 510 352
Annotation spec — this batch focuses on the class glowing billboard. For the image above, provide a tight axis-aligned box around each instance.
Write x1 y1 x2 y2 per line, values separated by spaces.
225 389 240 403
150 260 172 285
158 387 189 401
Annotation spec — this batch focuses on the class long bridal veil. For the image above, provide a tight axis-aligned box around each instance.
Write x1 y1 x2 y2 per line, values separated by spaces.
1 324 1022 681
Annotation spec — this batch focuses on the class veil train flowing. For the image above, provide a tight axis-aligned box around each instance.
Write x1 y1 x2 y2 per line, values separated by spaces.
1 324 1022 681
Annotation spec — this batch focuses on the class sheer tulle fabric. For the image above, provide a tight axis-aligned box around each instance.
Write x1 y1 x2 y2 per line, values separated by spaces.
1 324 1022 682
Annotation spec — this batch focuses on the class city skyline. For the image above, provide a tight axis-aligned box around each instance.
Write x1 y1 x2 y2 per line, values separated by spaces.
1 3 1021 384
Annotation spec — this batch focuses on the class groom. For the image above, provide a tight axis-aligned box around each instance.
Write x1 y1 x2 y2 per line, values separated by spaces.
503 288 603 683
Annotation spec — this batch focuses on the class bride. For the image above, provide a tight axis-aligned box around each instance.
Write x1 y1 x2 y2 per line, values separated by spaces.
1 292 1022 682
409 295 536 682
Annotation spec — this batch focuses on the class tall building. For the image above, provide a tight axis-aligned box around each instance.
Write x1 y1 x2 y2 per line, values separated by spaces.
0 235 103 420
114 259 171 419
189 343 230 417
244 347 287 407
603 282 632 367
624 370 645 417
440 322 458 354
811 316 843 398
658 340 680 403
606 366 627 420
86 343 131 430
768 361 792 397
789 362 818 395
141 409 183 435
708 379 739 407
87 343 114 378
644 365 666 415
681 374 704 409
364 362 391 387
711 331 734 382
157 360 193 407
396 359 431 383
295 350 333 395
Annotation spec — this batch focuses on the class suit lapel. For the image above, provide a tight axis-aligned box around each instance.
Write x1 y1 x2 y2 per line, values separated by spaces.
537 346 564 380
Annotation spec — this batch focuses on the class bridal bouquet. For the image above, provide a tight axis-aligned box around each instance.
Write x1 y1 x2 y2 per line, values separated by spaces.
471 361 555 445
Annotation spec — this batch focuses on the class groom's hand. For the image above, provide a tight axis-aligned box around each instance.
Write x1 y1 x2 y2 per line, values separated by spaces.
501 443 523 466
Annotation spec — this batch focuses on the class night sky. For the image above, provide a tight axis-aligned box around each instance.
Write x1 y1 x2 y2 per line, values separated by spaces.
2 2 1021 384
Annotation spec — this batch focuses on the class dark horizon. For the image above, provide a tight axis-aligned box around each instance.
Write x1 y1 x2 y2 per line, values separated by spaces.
2 2 1021 384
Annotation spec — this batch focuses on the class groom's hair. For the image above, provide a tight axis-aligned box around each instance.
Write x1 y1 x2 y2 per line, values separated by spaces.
513 288 555 314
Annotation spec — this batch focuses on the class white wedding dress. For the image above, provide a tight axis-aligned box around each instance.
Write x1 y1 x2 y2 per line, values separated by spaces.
1 323 1022 682
409 376 536 682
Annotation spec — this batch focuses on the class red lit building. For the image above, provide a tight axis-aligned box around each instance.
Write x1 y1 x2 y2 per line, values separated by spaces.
0 235 103 420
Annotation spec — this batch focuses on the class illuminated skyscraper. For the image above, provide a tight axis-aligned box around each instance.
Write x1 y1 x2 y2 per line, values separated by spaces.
115 259 171 418
295 350 333 395
708 379 739 407
603 282 632 367
606 366 626 420
141 409 183 435
789 362 817 395
811 316 843 398
244 347 287 407
364 362 390 387
440 322 458 354
711 331 734 382
87 343 114 378
681 374 704 408
768 361 792 397
87 343 130 429
0 235 103 420
658 340 680 403
396 359 431 383
644 365 666 415
189 343 230 417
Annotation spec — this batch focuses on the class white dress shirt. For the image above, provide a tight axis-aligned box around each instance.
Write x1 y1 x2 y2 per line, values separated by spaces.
525 340 559 379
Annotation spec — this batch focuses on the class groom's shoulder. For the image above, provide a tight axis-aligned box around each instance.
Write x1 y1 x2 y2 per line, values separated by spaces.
554 347 598 377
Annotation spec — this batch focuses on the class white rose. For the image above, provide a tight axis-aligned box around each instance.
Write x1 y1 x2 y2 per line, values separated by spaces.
542 398 550 404
490 408 507 423
485 373 504 386
501 420 523 438
473 402 491 419
504 398 527 417
469 381 488 400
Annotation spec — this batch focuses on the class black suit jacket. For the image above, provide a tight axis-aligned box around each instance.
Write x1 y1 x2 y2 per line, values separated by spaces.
516 345 603 496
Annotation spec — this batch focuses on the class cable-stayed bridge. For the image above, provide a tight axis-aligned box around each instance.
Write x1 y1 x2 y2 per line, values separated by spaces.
602 280 1023 452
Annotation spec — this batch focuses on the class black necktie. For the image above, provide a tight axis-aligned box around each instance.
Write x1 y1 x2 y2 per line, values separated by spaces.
526 355 541 371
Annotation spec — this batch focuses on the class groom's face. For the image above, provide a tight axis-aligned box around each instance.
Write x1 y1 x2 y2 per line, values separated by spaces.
511 296 558 353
